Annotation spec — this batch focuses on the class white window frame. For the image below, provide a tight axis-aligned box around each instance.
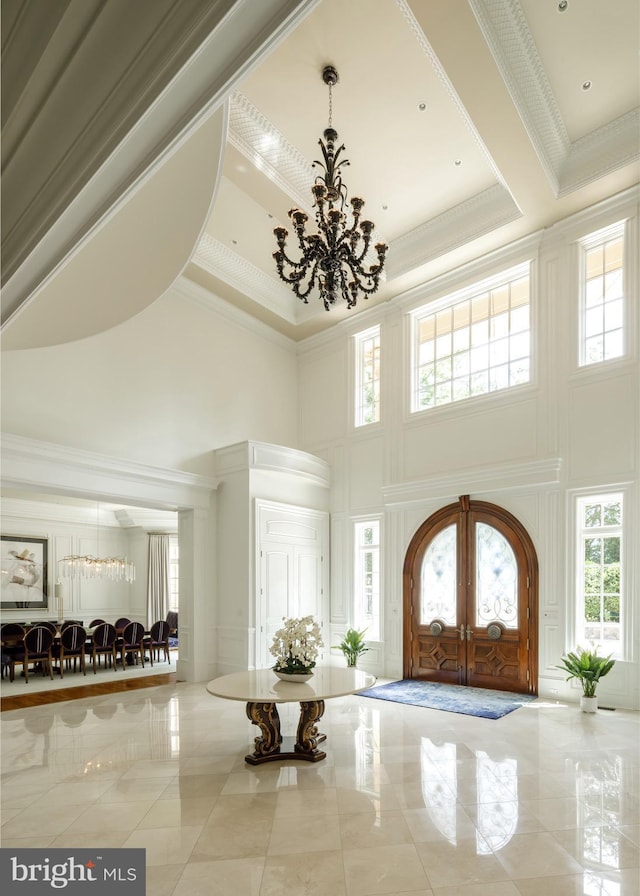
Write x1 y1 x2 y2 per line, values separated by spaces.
353 517 382 641
169 534 179 613
409 261 532 414
578 220 626 368
354 325 381 427
570 488 632 662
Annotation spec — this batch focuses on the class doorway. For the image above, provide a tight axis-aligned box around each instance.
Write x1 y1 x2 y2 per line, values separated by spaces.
403 496 538 694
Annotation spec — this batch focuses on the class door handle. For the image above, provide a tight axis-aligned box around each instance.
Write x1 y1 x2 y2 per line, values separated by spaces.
466 624 472 641
459 624 465 641
460 624 472 641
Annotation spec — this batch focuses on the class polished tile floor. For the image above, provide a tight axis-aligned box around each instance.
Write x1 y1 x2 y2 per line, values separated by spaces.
1 681 638 896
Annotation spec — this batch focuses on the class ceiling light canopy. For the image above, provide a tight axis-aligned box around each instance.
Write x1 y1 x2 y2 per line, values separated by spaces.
273 65 387 311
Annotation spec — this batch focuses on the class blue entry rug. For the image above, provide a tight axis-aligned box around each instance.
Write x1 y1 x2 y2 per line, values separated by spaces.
358 679 536 719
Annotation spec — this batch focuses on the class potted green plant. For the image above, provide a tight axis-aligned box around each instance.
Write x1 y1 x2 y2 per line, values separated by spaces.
334 627 368 667
556 644 615 712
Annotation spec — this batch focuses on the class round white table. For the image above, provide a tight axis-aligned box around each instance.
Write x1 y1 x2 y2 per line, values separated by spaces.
207 666 376 764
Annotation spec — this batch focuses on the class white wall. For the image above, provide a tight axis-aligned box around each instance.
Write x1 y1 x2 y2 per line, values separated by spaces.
1 280 300 477
1 279 302 682
298 188 639 710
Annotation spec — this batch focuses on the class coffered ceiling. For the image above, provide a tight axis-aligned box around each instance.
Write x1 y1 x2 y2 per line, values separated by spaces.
2 0 638 345
188 0 640 338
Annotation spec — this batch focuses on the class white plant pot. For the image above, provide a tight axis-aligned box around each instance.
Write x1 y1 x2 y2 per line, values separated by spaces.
580 695 598 713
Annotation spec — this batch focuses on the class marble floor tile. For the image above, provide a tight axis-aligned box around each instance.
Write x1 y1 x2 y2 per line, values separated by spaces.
260 850 346 896
173 858 265 896
416 835 510 889
342 843 431 895
1 680 638 896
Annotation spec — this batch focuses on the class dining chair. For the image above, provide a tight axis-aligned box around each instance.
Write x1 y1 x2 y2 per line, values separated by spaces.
144 620 170 665
1 623 26 678
9 625 54 682
53 623 87 677
114 617 132 631
119 621 145 669
166 611 179 650
88 622 118 673
89 618 106 627
39 621 58 634
61 619 83 629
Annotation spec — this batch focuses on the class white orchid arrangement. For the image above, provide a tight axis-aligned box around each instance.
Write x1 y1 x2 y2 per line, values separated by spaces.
270 615 323 675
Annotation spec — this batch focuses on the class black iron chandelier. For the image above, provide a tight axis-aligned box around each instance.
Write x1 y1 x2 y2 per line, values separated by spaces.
273 65 387 311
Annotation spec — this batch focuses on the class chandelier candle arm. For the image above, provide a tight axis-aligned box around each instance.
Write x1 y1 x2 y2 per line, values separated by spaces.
273 65 387 311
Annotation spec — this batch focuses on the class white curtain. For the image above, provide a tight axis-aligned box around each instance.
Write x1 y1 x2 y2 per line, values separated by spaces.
147 533 170 627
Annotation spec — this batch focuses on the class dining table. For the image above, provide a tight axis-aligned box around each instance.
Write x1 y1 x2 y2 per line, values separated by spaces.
207 666 375 764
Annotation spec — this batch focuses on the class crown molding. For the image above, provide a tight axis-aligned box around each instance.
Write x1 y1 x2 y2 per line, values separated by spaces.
469 0 639 198
383 457 562 508
387 183 522 280
214 439 330 487
192 232 298 324
559 109 640 197
1 433 218 510
229 92 314 214
172 272 297 350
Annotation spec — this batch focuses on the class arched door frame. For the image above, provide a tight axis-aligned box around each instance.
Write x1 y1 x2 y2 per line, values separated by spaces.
403 495 539 693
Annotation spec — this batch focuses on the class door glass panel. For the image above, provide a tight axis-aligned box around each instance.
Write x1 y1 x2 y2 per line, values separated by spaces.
476 523 518 628
420 524 457 625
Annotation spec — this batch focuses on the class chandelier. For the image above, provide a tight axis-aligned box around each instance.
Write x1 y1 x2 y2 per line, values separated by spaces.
59 555 135 583
59 503 135 584
273 65 387 311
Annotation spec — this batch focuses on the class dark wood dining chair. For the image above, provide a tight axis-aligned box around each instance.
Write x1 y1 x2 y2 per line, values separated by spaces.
9 625 54 682
119 621 146 669
88 622 118 673
53 623 87 677
144 620 170 665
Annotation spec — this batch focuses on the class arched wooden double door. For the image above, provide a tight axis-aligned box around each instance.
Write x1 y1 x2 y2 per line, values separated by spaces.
403 496 538 694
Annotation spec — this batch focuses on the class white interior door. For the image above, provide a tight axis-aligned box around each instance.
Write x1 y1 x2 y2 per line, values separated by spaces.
257 501 328 668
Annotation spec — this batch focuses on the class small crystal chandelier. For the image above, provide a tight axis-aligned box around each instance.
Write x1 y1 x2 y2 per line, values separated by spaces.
273 65 388 311
59 503 135 584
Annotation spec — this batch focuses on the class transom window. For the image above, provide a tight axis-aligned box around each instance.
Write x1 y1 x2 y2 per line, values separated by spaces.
411 263 531 412
576 493 623 657
355 326 381 426
579 221 625 366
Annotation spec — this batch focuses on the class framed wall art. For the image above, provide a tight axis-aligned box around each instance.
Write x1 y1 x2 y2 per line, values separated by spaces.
1 535 48 610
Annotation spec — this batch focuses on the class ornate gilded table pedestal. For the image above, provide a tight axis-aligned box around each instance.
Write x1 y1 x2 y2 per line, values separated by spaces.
207 667 375 765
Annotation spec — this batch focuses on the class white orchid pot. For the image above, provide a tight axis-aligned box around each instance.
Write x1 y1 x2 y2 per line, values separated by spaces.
580 695 598 713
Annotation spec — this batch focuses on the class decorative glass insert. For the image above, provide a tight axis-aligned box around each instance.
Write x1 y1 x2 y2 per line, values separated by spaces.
355 326 381 426
411 263 530 412
577 493 622 653
580 221 625 366
354 519 380 639
420 524 457 625
475 523 517 628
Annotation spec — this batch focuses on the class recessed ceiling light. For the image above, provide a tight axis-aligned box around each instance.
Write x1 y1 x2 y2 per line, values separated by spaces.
582 80 592 91
454 159 462 166
558 1 568 11
418 102 426 111
231 239 238 245
382 205 388 210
